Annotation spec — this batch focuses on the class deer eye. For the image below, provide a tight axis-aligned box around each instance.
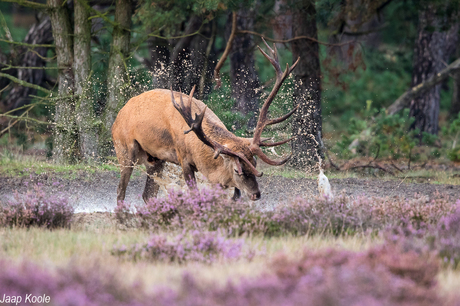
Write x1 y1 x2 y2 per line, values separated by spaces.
234 169 239 174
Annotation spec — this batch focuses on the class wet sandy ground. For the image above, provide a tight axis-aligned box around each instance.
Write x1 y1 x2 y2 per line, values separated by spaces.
1 164 459 213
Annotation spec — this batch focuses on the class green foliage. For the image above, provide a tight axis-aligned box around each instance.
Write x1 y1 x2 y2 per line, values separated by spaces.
204 79 250 136
442 113 460 161
136 0 238 35
321 47 412 125
335 106 418 159
0 9 29 54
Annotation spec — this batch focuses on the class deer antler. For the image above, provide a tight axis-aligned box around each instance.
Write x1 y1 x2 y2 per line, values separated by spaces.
171 86 262 177
250 38 300 166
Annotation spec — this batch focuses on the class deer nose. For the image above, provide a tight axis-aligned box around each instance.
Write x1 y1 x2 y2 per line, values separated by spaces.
250 192 261 201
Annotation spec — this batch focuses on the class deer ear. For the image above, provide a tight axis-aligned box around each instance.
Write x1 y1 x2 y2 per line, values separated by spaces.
220 154 230 162
239 137 253 146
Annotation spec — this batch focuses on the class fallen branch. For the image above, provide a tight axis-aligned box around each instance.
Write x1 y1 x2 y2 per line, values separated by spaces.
348 163 394 176
387 57 460 115
344 57 460 153
213 12 236 89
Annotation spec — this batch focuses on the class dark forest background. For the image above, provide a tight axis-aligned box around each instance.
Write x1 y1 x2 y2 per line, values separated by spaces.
1 0 460 169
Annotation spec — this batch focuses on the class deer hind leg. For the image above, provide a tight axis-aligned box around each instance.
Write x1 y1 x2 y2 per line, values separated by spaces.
142 156 165 203
115 140 140 203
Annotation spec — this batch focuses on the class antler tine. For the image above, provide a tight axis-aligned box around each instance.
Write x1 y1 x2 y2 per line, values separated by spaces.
250 40 299 166
171 87 212 147
171 87 191 124
188 85 196 102
251 146 292 166
261 38 281 70
266 104 299 126
260 136 295 147
261 37 273 54
290 57 300 74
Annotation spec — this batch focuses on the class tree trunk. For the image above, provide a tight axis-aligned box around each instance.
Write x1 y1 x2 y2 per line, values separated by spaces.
450 25 460 118
226 9 260 130
289 0 322 168
147 37 170 89
48 0 76 163
386 57 460 116
74 0 98 160
409 8 447 137
184 21 213 96
170 15 202 92
102 0 131 153
453 73 460 117
272 0 292 41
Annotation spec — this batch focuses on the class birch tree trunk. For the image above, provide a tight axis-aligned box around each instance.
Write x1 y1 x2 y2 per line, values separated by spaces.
48 0 76 163
289 0 322 167
74 0 98 160
1 16 52 113
102 0 131 153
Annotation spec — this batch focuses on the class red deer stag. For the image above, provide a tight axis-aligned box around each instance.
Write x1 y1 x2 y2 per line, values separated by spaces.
112 39 299 203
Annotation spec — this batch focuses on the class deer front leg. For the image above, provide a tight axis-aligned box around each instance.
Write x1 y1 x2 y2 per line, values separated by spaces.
182 163 197 189
232 188 241 200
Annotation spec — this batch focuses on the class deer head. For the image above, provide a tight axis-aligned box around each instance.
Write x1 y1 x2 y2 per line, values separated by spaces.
171 38 299 200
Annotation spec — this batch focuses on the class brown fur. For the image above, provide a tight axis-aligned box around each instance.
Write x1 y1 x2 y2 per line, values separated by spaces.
112 89 260 203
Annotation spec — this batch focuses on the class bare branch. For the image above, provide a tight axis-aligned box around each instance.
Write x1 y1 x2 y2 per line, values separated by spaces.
1 100 51 117
0 104 51 138
0 11 13 43
238 30 356 47
0 72 51 95
213 11 237 89
0 38 55 48
2 64 62 71
1 0 49 10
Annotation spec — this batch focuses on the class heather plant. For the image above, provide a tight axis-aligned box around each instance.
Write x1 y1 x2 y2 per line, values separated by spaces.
268 193 457 236
112 229 252 263
368 193 456 227
383 200 460 269
0 259 146 306
435 200 460 268
132 186 459 237
0 185 74 229
135 186 267 235
153 242 441 306
268 194 375 236
114 200 138 228
0 237 452 306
